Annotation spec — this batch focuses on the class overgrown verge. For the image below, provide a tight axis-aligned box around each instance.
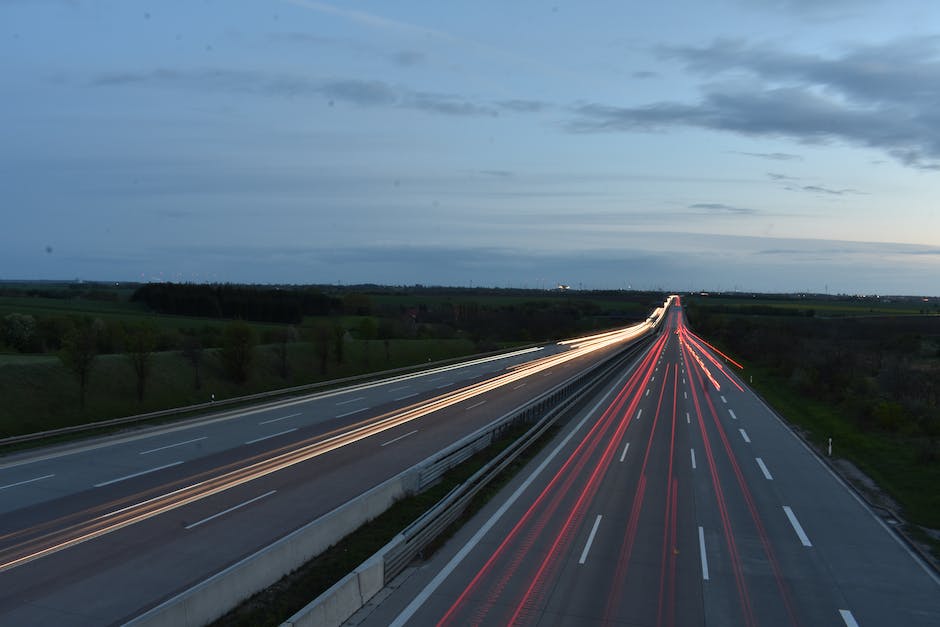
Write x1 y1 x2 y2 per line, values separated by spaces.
210 421 559 627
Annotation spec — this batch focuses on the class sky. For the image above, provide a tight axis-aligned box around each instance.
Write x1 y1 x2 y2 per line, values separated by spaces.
3 0 940 294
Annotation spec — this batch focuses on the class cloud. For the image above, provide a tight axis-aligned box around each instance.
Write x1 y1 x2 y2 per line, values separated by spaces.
632 70 659 79
496 99 550 113
767 172 799 181
569 37 940 170
90 68 499 117
477 170 514 178
391 50 425 67
732 151 802 161
798 184 864 196
689 202 757 215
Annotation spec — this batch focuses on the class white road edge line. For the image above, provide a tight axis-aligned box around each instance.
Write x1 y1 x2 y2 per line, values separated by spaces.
0 473 55 491
465 400 486 411
381 430 418 447
619 441 630 463
579 514 603 564
756 457 774 480
699 526 709 580
729 409 738 420
388 356 642 627
184 490 277 530
690 448 697 469
783 505 813 547
245 428 298 445
394 392 419 401
336 407 369 419
739 428 751 443
94 462 183 488
259 412 301 426
335 396 366 406
139 437 208 455
838 609 860 627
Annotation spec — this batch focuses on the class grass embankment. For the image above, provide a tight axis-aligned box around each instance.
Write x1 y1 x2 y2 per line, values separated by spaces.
0 338 478 439
211 421 559 627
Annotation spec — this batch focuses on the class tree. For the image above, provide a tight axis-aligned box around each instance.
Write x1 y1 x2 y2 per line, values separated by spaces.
358 317 377 368
2 313 36 352
308 321 331 376
125 323 157 402
272 325 297 379
181 335 204 390
220 320 256 384
59 319 98 411
332 321 346 365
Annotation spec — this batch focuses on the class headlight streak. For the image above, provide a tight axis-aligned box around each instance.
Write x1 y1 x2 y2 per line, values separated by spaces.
0 307 673 573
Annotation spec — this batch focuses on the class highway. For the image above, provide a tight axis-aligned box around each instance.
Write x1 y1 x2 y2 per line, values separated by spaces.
0 316 658 625
359 300 940 627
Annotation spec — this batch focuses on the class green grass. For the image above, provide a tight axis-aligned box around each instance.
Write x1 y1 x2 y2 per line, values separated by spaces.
685 295 932 316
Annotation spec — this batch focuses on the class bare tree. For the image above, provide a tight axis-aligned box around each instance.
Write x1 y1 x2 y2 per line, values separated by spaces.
125 323 157 402
272 325 297 379
181 335 204 390
221 320 256 384
59 319 98 411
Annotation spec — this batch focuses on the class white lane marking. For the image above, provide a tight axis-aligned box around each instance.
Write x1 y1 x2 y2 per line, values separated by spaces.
699 526 709 580
335 396 366 406
645 389 650 397
465 400 487 411
651 375 656 382
381 430 418 447
0 473 55 491
839 609 860 627
387 385 410 393
636 409 643 421
579 515 603 564
94 461 183 488
337 407 369 418
756 457 774 480
684 391 688 399
426 376 443 382
739 428 751 443
686 412 691 424
683 378 686 384
388 356 642 627
184 490 276 530
721 395 727 404
690 448 697 469
512 383 527 390
729 409 738 420
258 412 301 426
245 428 298 445
619 441 630 463
395 392 418 401
783 506 813 547
139 437 208 455
436 383 453 389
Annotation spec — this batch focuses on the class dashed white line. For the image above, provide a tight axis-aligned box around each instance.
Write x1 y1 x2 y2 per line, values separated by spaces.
739 428 751 443
721 395 727 404
258 412 301 426
783 505 813 546
645 389 650 397
756 457 774 480
619 441 630 462
636 409 643 421
686 412 691 424
579 514 603 564
387 386 410 393
698 526 709 580
729 409 738 420
466 400 487 411
337 407 369 419
139 437 208 455
335 396 366 406
94 461 183 488
512 383 527 390
436 383 453 389
381 430 418 447
0 473 55 491
395 392 419 401
682 378 686 384
651 375 656 382
245 428 298 445
184 490 277 530
690 448 697 469
684 391 688 399
838 609 860 627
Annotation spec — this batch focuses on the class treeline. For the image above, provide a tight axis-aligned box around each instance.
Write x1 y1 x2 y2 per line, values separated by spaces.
132 283 341 323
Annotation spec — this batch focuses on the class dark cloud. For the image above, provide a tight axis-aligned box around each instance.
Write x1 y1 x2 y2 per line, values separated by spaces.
767 172 799 181
90 68 498 117
496 99 550 113
798 184 864 196
689 202 757 215
569 38 940 169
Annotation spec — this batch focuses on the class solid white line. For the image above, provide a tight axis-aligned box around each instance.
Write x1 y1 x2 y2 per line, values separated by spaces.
619 441 630 462
335 396 366 406
381 430 418 447
721 395 727 404
388 353 644 627
94 462 183 488
336 407 369 418
0 473 55 491
465 400 486 411
636 409 643 420
512 383 527 390
394 392 419 401
838 609 860 627
729 409 738 420
686 412 691 424
690 448 697 469
258 412 301 425
699 526 709 580
579 515 603 564
756 457 774 480
245 428 298 445
139 437 208 455
783 505 813 546
184 490 276 530
739 428 751 443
